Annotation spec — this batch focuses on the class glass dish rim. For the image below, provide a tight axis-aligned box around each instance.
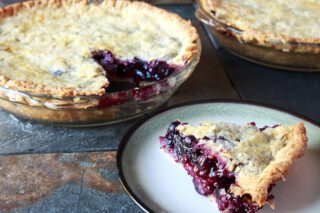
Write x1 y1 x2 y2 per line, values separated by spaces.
195 1 320 49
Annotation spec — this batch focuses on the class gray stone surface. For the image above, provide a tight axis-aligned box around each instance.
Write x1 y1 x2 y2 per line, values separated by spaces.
8 183 141 213
10 184 80 213
0 114 135 155
77 189 142 213
0 152 140 213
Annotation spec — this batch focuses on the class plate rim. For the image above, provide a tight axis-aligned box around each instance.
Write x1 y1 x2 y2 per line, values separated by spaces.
117 99 320 213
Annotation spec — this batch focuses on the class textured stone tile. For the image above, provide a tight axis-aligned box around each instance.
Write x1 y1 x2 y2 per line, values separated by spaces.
0 114 135 155
10 183 81 213
77 189 142 213
0 152 137 212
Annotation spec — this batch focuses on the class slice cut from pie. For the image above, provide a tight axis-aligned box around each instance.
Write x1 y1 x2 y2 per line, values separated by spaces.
160 120 307 212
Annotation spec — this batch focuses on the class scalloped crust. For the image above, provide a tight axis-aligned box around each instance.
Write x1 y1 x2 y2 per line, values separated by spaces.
0 0 200 97
198 0 320 53
230 123 308 207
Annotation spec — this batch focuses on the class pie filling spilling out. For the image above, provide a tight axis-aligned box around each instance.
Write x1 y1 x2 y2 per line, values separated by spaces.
0 0 199 98
160 120 307 212
92 50 179 84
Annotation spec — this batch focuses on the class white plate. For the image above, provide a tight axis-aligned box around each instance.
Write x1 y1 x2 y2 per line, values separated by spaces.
117 101 320 213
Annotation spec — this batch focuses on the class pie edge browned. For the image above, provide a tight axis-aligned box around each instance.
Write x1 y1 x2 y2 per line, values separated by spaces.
231 122 308 207
198 0 320 53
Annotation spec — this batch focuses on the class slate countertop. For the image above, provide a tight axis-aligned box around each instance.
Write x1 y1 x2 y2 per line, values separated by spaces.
1 1 320 213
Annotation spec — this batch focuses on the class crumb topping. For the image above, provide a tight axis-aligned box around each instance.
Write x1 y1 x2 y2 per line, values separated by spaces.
213 0 320 39
176 122 289 175
173 120 307 207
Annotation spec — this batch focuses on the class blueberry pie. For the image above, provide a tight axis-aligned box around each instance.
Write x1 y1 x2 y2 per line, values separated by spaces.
199 0 320 52
197 0 320 70
160 121 307 212
0 0 199 97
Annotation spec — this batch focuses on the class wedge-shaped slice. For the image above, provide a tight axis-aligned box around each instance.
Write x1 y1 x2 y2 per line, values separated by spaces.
160 121 307 212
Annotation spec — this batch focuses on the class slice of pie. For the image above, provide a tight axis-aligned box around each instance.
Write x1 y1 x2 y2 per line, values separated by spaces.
0 0 199 97
160 120 307 212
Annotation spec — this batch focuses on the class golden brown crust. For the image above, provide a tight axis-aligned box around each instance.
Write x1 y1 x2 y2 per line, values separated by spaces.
0 0 200 97
230 123 308 207
0 76 106 97
126 0 199 63
198 0 320 53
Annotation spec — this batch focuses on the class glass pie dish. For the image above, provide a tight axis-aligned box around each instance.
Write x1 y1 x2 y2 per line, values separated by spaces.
0 50 200 126
195 2 320 72
0 0 201 126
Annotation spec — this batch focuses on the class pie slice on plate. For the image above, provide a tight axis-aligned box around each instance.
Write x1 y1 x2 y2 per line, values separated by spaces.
160 120 307 212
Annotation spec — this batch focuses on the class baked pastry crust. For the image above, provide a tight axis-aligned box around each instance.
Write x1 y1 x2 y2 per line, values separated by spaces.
0 0 199 97
198 0 320 53
230 123 307 206
164 121 308 209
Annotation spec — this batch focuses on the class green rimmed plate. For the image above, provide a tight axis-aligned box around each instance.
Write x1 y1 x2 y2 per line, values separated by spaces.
117 100 320 213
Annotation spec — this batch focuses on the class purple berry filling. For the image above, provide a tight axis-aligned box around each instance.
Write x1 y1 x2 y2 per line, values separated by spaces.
160 121 260 213
248 122 280 131
90 50 181 108
259 124 280 131
92 50 178 84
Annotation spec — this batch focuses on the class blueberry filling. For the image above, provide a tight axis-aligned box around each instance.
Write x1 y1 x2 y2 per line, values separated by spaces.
92 50 178 84
160 121 260 213
259 124 280 131
53 69 63 77
248 122 280 131
90 50 180 108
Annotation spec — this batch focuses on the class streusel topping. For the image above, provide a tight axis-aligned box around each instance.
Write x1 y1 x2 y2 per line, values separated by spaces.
213 0 320 39
176 122 289 175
